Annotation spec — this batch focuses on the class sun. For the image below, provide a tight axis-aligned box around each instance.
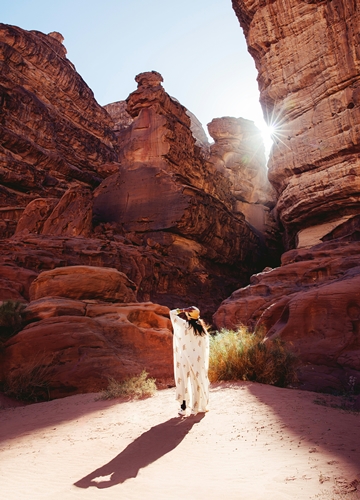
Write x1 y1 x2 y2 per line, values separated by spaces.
257 120 276 158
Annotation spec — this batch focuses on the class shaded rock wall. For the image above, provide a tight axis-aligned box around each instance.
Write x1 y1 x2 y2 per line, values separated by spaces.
0 296 173 399
232 0 360 248
214 238 360 393
0 23 281 399
214 0 360 393
206 116 280 264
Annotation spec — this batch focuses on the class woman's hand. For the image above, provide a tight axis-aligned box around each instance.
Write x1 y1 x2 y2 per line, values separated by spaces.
177 306 196 314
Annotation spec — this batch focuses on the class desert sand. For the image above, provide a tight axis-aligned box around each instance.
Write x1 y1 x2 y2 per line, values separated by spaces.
0 382 359 500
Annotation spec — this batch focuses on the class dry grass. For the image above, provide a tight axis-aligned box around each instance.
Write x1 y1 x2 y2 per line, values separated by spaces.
0 300 26 343
209 327 298 387
2 354 53 402
99 370 157 400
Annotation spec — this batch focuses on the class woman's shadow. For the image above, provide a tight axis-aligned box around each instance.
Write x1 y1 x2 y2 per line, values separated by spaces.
74 414 205 489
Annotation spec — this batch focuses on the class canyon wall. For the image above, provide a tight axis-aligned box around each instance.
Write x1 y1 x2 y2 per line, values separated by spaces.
232 0 360 248
0 24 275 397
216 0 360 392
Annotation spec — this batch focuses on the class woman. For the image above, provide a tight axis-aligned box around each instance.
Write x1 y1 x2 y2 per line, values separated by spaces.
170 306 210 416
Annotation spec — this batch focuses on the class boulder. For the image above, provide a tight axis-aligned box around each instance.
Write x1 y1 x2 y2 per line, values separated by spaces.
29 265 137 302
0 264 38 301
214 240 360 393
0 301 173 399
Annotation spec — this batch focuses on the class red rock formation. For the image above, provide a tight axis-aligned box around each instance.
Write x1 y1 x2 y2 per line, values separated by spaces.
0 23 120 228
207 117 271 206
29 265 137 303
207 116 280 264
0 25 277 400
223 0 360 393
117 71 233 205
214 238 360 393
232 0 360 248
92 71 265 316
0 299 173 399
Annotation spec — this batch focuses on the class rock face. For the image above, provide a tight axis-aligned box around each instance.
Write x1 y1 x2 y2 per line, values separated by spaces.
210 0 360 393
29 265 137 303
0 297 173 399
207 117 271 207
214 239 360 393
232 0 360 248
206 116 280 263
0 23 120 219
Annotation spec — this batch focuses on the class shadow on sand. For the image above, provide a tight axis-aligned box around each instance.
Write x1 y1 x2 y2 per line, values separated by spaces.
74 414 205 488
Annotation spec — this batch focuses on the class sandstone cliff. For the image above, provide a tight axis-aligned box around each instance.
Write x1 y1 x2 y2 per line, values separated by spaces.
215 0 360 393
232 0 360 249
0 23 276 398
0 23 120 236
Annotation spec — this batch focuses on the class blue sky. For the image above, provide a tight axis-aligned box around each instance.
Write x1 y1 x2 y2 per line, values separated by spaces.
2 0 272 149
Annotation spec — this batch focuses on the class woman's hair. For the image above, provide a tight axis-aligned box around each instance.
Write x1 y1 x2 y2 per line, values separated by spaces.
186 318 207 336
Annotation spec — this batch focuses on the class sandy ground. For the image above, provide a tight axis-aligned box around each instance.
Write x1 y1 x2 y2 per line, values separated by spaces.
0 382 359 500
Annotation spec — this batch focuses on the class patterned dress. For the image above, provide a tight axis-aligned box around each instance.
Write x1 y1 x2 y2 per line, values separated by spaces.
170 309 210 414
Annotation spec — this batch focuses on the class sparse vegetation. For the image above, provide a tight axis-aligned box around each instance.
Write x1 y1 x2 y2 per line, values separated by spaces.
99 370 157 400
208 326 298 387
2 354 53 402
0 300 26 342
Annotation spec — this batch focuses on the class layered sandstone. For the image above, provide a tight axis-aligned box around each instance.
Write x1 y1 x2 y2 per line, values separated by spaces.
1 298 173 399
0 23 120 225
214 235 360 393
206 117 279 262
232 0 360 248
0 24 278 400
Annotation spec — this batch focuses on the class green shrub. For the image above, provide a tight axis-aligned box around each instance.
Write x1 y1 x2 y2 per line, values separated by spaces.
209 327 298 387
0 300 26 342
99 370 157 400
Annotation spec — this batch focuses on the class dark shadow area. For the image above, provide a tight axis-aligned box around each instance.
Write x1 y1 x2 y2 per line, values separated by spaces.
0 393 122 443
247 383 360 473
74 414 205 488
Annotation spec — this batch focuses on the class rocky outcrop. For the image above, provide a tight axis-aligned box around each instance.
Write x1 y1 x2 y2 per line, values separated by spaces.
0 23 120 226
0 24 279 400
214 237 360 393
207 117 272 207
0 298 173 399
29 265 137 303
232 0 360 248
207 116 280 264
15 187 94 237
0 22 272 320
116 71 233 205
91 71 266 316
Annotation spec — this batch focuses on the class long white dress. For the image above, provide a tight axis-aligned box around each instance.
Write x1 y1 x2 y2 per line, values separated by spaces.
170 309 210 414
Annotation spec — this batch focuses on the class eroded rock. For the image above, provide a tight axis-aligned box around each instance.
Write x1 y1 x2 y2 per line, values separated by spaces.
232 0 360 247
29 265 137 303
214 240 360 392
0 301 173 399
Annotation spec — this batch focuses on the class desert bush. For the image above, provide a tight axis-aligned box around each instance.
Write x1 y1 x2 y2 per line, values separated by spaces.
2 354 53 402
209 327 298 387
99 370 157 400
0 300 26 342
